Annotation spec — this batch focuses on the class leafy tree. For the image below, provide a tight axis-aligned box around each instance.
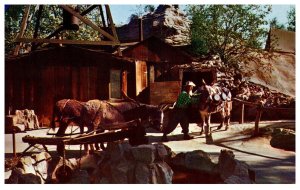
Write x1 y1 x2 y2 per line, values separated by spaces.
5 5 104 55
5 5 25 54
270 17 286 29
128 5 156 22
187 5 273 75
287 7 295 31
144 5 155 13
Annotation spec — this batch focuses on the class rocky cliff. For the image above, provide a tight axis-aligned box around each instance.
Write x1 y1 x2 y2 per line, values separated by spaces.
117 5 190 46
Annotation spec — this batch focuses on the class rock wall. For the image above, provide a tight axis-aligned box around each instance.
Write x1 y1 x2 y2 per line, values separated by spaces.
117 5 190 46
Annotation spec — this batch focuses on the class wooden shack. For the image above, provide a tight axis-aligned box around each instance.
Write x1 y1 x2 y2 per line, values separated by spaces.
5 46 137 123
122 36 217 105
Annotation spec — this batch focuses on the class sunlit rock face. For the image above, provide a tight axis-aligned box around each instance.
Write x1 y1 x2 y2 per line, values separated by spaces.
117 5 190 46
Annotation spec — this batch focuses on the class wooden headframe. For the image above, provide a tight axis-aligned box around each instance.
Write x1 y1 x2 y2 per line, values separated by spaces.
14 5 121 55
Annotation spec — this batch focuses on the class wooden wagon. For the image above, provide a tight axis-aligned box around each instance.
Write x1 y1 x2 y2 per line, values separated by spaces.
22 119 147 155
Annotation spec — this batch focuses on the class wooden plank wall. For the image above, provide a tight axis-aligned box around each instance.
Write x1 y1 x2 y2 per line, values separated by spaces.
5 48 133 125
150 81 181 105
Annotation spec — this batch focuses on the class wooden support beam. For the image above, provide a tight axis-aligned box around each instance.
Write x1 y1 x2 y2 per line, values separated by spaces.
239 103 244 124
81 5 98 15
33 5 43 39
99 5 107 28
13 5 30 56
105 5 119 42
122 70 128 95
46 5 97 40
60 5 117 42
32 5 44 50
232 98 260 106
12 128 16 157
105 5 122 56
16 38 119 46
254 105 263 136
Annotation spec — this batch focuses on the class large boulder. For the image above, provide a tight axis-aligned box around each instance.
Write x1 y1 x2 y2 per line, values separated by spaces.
7 168 41 184
170 150 217 174
47 156 78 183
32 152 51 183
18 156 36 175
134 162 152 184
270 128 295 151
117 5 190 46
92 142 173 184
131 144 156 164
217 149 255 183
153 161 173 184
67 169 90 184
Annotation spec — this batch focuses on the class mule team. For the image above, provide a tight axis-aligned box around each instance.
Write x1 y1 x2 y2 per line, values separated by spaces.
52 80 232 144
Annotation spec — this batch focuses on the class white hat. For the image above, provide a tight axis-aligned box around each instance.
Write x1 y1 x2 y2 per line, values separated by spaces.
185 81 196 87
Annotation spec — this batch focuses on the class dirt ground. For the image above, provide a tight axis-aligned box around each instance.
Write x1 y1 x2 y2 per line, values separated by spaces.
4 120 295 184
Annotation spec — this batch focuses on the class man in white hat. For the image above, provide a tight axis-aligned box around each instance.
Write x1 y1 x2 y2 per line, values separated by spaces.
162 81 196 141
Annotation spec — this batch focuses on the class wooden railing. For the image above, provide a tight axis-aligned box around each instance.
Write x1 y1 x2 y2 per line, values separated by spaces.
233 98 295 136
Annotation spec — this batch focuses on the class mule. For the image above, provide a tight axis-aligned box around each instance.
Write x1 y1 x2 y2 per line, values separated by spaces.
51 98 163 153
197 84 232 137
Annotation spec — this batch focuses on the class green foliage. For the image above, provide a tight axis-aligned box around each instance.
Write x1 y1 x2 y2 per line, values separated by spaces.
144 5 155 13
128 4 156 22
5 5 24 54
5 5 104 55
287 7 295 31
270 17 286 29
187 5 272 73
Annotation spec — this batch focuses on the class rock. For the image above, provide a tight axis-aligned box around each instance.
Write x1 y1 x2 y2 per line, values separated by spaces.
47 157 78 183
79 154 99 174
18 156 36 175
7 168 24 184
106 141 132 161
67 169 90 184
218 149 255 183
117 5 190 46
110 157 132 183
32 152 51 183
7 168 41 184
98 177 110 184
134 162 151 184
18 173 42 184
224 175 254 184
270 128 295 151
154 161 173 184
154 143 168 160
131 144 156 164
88 142 174 184
171 150 216 174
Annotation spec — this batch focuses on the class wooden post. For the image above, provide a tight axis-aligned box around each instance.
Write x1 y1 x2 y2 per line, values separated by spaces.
139 17 144 41
239 103 244 124
122 70 127 94
254 104 263 136
12 128 16 158
99 5 106 28
14 5 31 55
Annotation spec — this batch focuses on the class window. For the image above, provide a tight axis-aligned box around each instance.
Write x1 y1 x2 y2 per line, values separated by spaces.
110 69 121 99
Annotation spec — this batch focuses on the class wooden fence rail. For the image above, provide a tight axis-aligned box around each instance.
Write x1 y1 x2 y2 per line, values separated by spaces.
232 98 295 136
